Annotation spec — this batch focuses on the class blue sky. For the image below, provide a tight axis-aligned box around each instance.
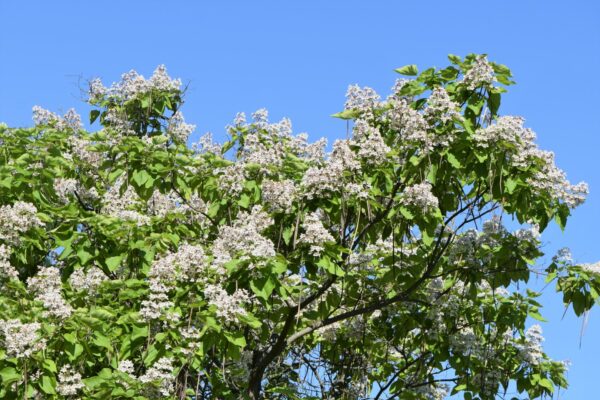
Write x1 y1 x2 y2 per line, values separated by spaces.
1 0 598 397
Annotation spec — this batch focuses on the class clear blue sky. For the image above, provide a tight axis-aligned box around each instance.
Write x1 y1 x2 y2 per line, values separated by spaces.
1 1 598 397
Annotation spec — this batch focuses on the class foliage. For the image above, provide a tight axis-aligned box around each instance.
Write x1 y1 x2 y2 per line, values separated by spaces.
0 55 598 399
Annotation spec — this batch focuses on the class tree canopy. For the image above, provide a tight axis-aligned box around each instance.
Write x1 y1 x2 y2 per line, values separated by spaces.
0 54 598 399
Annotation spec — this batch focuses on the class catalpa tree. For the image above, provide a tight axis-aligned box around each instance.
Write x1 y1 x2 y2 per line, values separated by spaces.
0 55 598 399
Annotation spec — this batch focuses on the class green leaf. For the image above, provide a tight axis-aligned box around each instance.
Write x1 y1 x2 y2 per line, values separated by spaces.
224 331 246 347
529 310 547 322
132 170 151 187
488 91 501 116
317 256 345 277
399 206 414 220
42 359 57 374
422 230 434 247
93 333 112 350
105 255 124 272
237 194 251 208
446 152 462 168
39 375 56 395
0 367 20 385
448 54 462 64
90 110 101 124
282 226 293 246
250 275 277 300
505 178 518 194
539 378 554 393
131 325 148 341
77 248 94 265
331 109 361 120
395 64 418 76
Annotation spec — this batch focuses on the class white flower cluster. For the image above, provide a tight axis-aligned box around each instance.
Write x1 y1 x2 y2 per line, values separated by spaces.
473 116 533 149
261 179 296 213
242 132 285 172
89 65 181 103
386 99 436 151
301 140 360 199
69 267 107 294
0 244 18 279
475 116 588 208
450 327 482 358
140 277 174 322
0 319 46 358
193 132 221 154
56 365 85 396
580 261 600 275
32 106 82 131
348 237 416 270
212 206 275 269
528 151 588 208
299 211 335 256
141 243 212 321
204 284 251 323
146 190 180 218
138 357 175 398
217 164 246 197
166 111 195 142
518 324 544 365
179 326 203 357
118 359 135 376
0 201 44 245
352 120 391 166
70 136 102 169
460 55 496 90
229 109 328 168
103 108 135 136
27 267 73 319
54 177 98 205
164 243 211 282
344 85 381 113
413 383 449 400
553 247 573 264
424 87 462 124
401 182 439 211
101 179 150 226
54 178 78 203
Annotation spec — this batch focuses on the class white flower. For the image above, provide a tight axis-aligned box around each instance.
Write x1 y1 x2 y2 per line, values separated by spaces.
352 120 390 165
0 244 18 279
218 164 246 197
212 206 275 269
424 87 461 124
32 106 82 130
138 357 175 397
518 324 544 365
401 182 438 211
0 201 44 245
301 140 360 199
204 285 251 323
461 55 496 90
580 261 600 275
0 319 46 358
262 179 296 213
69 267 107 294
344 85 381 112
118 360 136 376
167 111 195 142
27 267 73 319
299 211 335 256
101 178 150 226
57 365 84 396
